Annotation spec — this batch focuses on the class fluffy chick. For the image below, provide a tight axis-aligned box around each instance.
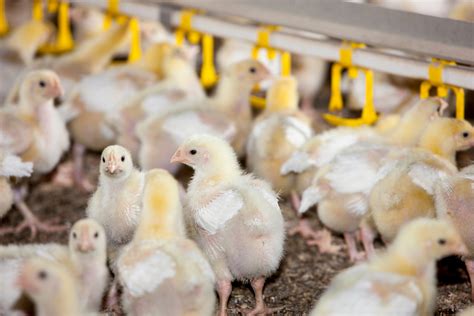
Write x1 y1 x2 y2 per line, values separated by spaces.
137 59 270 173
0 70 69 236
17 258 82 316
246 76 313 199
369 118 474 243
171 135 285 316
86 145 145 262
0 151 32 219
311 218 467 315
0 219 108 315
118 169 216 316
435 165 474 300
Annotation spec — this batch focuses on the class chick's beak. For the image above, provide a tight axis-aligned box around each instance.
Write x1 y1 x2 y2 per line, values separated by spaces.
47 81 64 99
16 271 34 293
107 162 117 174
454 240 469 256
170 148 188 164
78 231 94 252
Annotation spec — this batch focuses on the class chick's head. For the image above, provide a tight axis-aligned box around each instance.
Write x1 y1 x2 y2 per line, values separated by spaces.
69 218 106 256
266 76 299 112
100 145 134 179
21 70 64 105
224 59 271 88
17 258 71 303
421 118 474 153
393 218 467 261
171 134 240 175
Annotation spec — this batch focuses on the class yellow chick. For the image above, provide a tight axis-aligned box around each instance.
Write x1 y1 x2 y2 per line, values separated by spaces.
0 219 108 314
117 169 216 316
369 118 474 243
86 145 145 261
136 59 270 173
246 76 313 203
69 6 106 45
0 70 69 237
435 165 474 301
171 135 285 315
113 44 205 162
311 218 467 315
294 98 445 260
17 258 83 316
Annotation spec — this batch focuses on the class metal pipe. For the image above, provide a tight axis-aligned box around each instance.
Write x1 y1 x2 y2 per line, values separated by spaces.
72 0 474 90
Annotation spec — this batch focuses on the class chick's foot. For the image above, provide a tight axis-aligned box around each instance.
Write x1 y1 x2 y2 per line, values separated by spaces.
344 232 366 262
288 219 342 253
51 160 94 192
244 277 284 316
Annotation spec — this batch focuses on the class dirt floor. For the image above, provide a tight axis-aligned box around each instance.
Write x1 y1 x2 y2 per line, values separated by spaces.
0 151 472 315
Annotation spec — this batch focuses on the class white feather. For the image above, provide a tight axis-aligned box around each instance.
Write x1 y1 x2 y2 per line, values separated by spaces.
195 190 244 235
253 183 280 210
162 111 229 145
120 249 176 297
314 133 362 166
100 124 116 141
141 94 174 116
0 154 33 177
283 117 313 147
408 164 449 196
345 195 369 216
280 151 317 175
299 186 324 214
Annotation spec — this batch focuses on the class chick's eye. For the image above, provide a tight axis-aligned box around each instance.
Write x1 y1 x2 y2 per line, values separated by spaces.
94 232 99 238
102 157 105 163
438 238 446 245
462 132 470 138
249 67 256 74
121 156 125 162
38 81 46 88
38 270 47 280
190 149 197 155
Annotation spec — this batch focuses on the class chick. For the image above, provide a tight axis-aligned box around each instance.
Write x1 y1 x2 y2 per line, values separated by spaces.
246 76 313 206
435 165 474 300
17 258 82 316
171 135 285 315
137 59 270 173
369 118 474 243
113 44 205 162
69 6 106 45
118 169 216 315
86 145 145 260
0 151 32 219
297 98 447 260
0 70 69 237
311 218 467 315
0 219 108 314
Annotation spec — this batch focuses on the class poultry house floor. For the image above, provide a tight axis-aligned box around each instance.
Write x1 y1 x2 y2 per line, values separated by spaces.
0 151 472 315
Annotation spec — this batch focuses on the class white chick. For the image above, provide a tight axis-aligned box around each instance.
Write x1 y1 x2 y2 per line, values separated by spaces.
17 258 83 316
0 70 69 237
0 219 108 315
311 218 467 316
118 169 216 316
246 76 313 203
137 59 270 173
0 151 32 220
171 135 285 316
86 145 145 261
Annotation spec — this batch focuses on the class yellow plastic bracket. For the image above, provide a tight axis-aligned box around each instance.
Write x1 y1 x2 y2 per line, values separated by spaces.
420 59 464 119
324 41 377 127
175 10 201 46
281 51 291 77
32 0 43 21
200 34 218 88
47 0 59 13
0 0 8 36
38 1 74 54
127 17 141 63
103 0 120 30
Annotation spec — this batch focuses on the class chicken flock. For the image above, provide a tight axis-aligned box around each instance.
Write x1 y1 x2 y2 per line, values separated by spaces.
0 1 473 316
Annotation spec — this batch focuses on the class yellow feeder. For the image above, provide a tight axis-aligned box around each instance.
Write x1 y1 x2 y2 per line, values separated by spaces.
38 1 74 54
175 9 217 88
127 17 142 63
420 58 464 119
0 0 8 36
250 25 292 109
324 42 378 127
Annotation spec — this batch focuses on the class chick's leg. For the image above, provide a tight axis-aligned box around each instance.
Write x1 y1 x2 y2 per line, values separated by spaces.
288 219 341 254
290 190 300 213
217 279 232 316
344 232 365 262
72 143 94 192
464 260 474 301
360 220 376 259
2 187 68 239
246 277 283 316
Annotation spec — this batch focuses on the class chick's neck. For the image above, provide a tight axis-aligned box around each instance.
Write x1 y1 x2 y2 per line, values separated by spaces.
192 157 241 187
417 130 457 165
37 284 80 316
212 75 253 114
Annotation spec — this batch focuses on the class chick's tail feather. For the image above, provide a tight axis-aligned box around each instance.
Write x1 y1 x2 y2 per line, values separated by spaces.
299 186 324 214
